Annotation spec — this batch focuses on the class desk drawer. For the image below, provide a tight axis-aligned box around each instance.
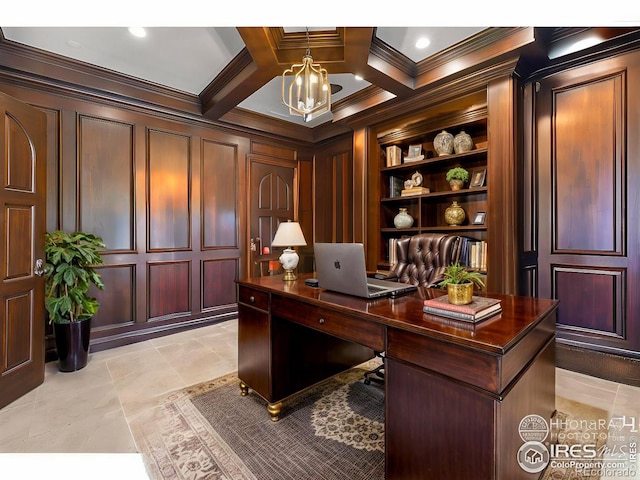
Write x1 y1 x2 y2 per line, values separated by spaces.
272 296 384 351
238 286 270 312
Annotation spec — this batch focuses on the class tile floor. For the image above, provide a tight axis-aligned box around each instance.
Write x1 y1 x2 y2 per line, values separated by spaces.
0 318 638 479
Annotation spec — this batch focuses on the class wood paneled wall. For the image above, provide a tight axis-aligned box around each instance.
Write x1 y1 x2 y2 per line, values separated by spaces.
0 83 312 352
534 48 640 381
313 134 354 244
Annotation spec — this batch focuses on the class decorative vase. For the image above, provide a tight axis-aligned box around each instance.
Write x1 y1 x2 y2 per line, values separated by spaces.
54 317 92 372
453 131 474 154
393 208 414 229
433 130 454 156
444 201 466 226
449 179 464 191
447 282 474 305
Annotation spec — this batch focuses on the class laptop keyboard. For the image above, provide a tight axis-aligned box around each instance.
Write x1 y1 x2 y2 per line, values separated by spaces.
367 284 387 294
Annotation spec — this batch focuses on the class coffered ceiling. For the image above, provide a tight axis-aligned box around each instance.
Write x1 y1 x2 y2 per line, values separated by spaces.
2 24 637 136
0 26 486 128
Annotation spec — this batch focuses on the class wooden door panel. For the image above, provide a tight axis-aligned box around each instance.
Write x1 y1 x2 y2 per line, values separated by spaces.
0 91 46 409
537 52 640 356
553 75 623 255
249 158 297 277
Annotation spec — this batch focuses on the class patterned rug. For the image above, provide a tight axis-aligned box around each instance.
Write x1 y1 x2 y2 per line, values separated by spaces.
130 364 612 480
131 364 384 480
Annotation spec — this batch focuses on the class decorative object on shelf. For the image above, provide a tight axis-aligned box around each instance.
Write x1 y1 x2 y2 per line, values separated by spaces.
433 130 454 156
401 171 429 196
444 201 466 226
453 130 474 154
403 144 424 162
472 211 486 225
271 220 307 281
393 208 414 229
386 145 402 167
445 167 469 191
281 28 330 122
44 230 105 372
437 262 486 305
469 168 487 187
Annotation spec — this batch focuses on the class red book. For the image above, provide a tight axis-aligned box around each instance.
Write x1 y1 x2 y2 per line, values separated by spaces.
423 294 501 315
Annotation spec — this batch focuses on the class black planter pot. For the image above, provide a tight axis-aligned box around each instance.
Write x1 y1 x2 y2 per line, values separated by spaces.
53 318 92 372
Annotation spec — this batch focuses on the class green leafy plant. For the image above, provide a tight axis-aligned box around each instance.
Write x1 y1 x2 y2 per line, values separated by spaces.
438 262 485 289
44 231 105 324
445 167 469 183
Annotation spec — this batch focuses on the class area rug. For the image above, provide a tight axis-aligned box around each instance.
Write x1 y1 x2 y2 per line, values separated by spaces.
131 364 384 480
131 365 611 480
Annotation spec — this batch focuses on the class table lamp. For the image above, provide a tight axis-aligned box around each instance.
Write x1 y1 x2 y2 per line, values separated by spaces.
271 220 307 281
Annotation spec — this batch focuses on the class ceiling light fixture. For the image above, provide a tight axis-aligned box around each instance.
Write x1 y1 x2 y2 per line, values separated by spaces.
415 37 431 49
281 28 331 122
128 27 147 38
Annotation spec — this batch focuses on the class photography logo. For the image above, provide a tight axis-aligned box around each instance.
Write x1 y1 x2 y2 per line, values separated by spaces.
517 414 550 473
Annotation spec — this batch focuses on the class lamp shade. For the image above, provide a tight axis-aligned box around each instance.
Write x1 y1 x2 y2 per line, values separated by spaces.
272 221 307 247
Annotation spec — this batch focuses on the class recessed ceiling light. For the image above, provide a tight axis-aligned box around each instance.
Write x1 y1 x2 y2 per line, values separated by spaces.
415 37 431 49
354 75 363 81
128 27 147 38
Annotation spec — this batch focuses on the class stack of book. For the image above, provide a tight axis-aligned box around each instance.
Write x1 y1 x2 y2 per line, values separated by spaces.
401 186 430 196
403 154 425 163
457 238 487 271
423 294 502 323
389 176 404 198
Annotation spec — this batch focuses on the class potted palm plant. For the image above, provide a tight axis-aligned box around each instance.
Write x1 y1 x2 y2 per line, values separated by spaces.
445 167 469 191
44 230 105 372
438 262 485 305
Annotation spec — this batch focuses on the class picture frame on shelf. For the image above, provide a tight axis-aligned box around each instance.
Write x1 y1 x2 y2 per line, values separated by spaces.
472 211 486 225
470 168 487 187
407 144 422 158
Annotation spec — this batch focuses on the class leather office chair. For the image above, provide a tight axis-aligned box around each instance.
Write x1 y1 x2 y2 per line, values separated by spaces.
364 233 461 385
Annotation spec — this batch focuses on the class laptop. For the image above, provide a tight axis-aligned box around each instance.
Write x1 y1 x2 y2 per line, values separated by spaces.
314 243 417 299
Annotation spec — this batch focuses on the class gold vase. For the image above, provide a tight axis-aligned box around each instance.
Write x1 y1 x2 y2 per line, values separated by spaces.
444 201 465 226
447 283 474 305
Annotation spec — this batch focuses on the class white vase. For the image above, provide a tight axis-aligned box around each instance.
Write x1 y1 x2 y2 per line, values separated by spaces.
433 130 454 156
453 131 474 154
393 208 414 229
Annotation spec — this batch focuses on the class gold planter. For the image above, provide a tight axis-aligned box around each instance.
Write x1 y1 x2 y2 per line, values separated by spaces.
447 282 474 305
449 179 464 191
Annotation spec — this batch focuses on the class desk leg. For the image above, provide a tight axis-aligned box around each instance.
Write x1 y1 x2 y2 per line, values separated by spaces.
239 381 249 396
267 402 282 422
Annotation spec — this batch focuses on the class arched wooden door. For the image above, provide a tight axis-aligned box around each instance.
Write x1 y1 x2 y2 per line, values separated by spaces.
248 157 297 278
0 91 46 409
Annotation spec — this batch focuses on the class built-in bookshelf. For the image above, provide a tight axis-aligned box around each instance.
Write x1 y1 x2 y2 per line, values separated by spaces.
375 97 490 278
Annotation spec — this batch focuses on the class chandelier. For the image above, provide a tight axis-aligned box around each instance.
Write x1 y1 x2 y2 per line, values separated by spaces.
281 28 331 122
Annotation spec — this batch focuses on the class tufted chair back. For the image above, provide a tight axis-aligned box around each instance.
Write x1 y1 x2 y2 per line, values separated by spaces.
390 233 461 287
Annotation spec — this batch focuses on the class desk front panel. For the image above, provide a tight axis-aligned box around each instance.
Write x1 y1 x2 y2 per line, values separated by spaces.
272 295 385 351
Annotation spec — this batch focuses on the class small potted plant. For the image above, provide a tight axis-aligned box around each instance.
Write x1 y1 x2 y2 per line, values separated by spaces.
44 230 105 372
445 167 469 191
438 262 485 305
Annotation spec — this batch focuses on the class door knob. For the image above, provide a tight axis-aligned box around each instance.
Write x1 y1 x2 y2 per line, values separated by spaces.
34 258 45 276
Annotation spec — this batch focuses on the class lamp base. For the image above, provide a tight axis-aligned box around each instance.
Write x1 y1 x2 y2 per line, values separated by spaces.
279 248 299 282
282 268 297 281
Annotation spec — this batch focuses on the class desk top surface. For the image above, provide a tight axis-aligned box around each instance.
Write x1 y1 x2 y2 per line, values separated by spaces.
238 273 558 354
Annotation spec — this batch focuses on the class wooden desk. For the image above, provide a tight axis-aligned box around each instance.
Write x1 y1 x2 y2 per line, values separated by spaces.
237 274 558 480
